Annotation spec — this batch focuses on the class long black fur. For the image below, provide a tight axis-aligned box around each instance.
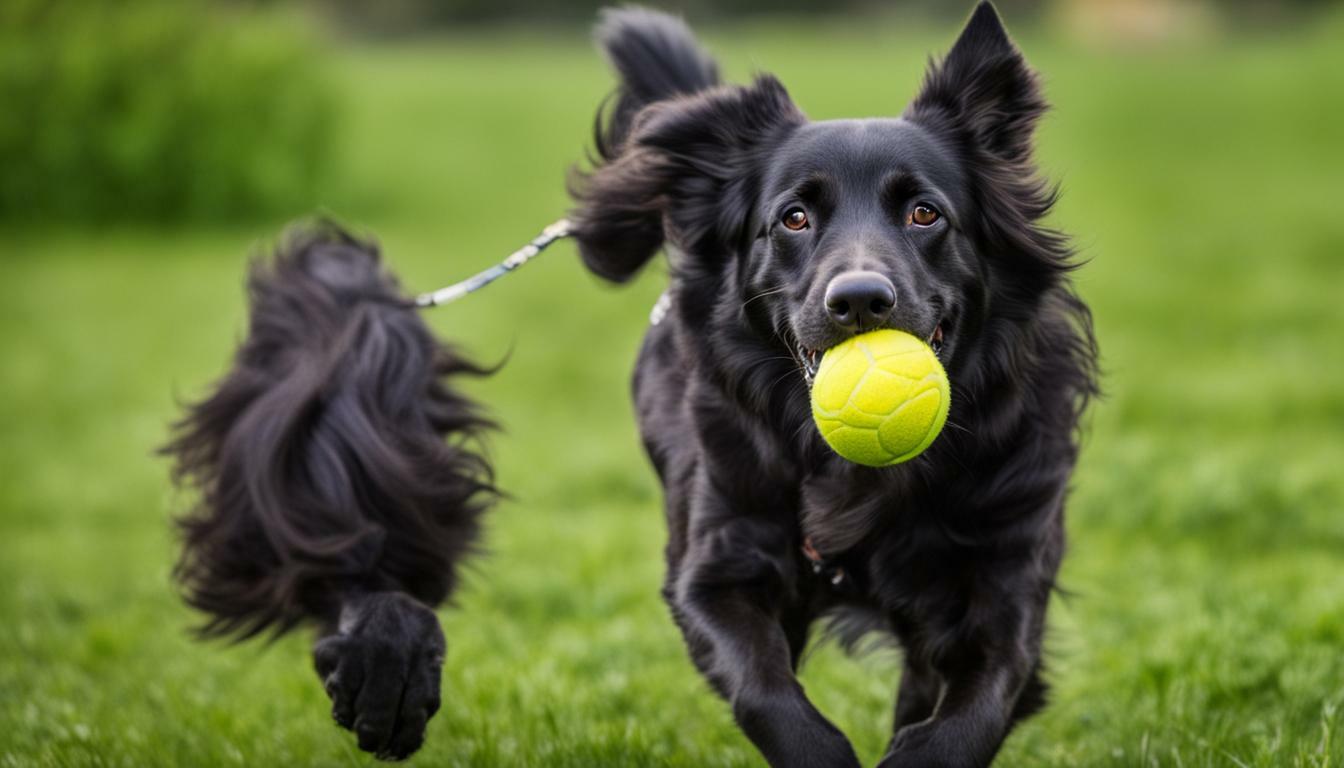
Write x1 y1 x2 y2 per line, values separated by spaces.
163 222 495 759
571 4 1099 767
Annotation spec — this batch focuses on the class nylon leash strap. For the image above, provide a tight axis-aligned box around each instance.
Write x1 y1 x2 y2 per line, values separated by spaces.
415 218 572 308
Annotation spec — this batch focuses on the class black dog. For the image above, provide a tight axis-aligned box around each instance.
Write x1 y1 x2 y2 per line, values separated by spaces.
570 4 1098 766
163 224 497 760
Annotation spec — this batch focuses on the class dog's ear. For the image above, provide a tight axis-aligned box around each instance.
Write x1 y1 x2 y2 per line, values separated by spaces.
571 76 805 282
904 1 1044 163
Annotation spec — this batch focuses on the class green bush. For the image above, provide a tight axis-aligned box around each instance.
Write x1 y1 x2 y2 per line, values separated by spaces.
0 0 338 224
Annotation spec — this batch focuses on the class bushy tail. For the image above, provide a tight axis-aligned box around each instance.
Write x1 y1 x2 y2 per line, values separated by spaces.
573 7 721 283
592 6 720 161
162 223 496 640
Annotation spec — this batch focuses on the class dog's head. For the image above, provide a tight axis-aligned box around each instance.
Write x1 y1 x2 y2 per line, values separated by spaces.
574 2 1075 388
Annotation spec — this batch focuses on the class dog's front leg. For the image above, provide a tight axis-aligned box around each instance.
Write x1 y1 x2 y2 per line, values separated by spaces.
670 515 859 768
878 575 1049 768
312 591 446 761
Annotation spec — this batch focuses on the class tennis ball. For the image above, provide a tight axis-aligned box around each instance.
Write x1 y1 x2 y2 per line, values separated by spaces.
810 329 950 467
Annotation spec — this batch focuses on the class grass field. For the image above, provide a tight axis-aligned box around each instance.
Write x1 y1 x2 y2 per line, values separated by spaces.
3 14 1344 767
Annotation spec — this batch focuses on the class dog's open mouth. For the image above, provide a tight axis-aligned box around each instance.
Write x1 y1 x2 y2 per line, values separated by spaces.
929 323 945 356
798 345 821 384
797 322 945 386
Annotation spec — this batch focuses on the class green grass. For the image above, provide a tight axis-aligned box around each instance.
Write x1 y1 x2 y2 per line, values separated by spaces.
4 15 1344 767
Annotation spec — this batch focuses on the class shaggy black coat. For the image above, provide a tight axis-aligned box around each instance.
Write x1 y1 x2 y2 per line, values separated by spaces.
570 4 1098 766
163 224 496 760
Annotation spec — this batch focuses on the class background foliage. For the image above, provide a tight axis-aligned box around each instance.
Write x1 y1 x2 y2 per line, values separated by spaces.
1 2 1343 767
0 0 335 223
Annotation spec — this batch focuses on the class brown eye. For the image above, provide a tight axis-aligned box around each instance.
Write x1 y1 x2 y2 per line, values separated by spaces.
782 208 809 231
911 204 940 227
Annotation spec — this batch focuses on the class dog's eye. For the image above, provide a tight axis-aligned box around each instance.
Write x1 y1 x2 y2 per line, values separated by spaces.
910 204 940 227
782 208 809 231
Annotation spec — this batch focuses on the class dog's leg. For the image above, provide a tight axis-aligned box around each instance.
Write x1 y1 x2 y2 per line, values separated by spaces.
891 655 943 732
669 514 859 768
312 592 446 761
877 574 1048 768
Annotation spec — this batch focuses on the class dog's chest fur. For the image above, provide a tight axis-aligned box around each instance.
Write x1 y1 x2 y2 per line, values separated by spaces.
634 310 1013 623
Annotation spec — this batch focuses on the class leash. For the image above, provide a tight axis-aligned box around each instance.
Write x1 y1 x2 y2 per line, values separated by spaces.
415 218 573 308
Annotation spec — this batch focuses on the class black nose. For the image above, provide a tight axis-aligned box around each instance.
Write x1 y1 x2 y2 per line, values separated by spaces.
824 271 896 332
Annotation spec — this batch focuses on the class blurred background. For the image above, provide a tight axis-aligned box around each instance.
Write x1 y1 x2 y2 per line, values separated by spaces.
1 0 1342 765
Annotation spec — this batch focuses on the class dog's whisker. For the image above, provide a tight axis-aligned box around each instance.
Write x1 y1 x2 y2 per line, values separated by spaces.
742 284 788 310
942 419 973 437
790 415 815 446
764 369 801 401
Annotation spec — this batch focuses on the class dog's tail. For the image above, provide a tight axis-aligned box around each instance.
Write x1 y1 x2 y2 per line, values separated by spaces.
573 7 721 283
592 7 720 161
162 222 496 640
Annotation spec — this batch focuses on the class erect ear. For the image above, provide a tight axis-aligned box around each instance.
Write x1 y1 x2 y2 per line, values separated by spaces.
570 76 805 283
904 1 1044 163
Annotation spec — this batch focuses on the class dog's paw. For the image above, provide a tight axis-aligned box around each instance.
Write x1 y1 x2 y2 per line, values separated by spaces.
313 592 445 761
877 719 987 768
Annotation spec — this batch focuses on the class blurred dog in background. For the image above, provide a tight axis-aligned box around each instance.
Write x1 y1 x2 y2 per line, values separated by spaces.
164 225 495 760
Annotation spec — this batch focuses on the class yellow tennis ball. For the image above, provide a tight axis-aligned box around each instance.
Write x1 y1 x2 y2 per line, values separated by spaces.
810 329 950 467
